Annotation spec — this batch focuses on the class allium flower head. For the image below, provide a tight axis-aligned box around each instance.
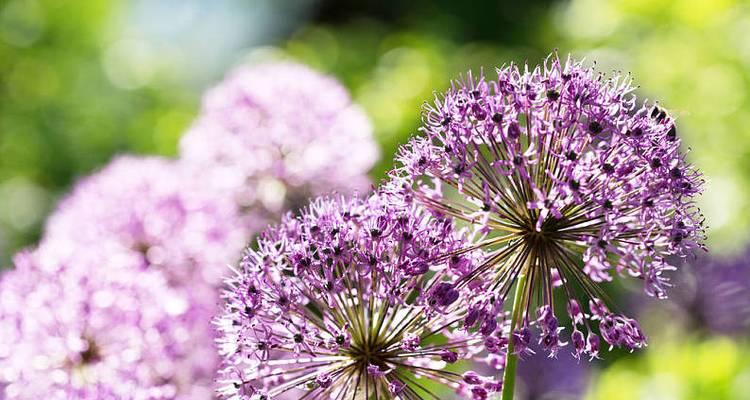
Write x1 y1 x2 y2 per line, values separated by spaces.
0 241 193 399
216 195 501 399
180 62 379 232
388 54 705 359
46 155 247 288
43 155 248 395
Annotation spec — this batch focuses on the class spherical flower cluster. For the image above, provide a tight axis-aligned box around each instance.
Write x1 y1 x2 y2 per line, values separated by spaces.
215 195 502 399
387 54 705 359
179 62 379 233
45 155 247 288
42 155 248 396
0 241 193 399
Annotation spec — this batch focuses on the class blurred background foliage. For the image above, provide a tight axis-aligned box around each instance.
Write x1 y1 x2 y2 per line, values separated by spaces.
1 0 749 398
587 335 750 400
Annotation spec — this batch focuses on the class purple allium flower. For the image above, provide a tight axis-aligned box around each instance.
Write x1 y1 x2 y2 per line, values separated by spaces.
0 241 194 399
387 54 705 358
179 62 379 233
46 155 247 288
647 252 750 335
215 194 500 399
42 155 248 396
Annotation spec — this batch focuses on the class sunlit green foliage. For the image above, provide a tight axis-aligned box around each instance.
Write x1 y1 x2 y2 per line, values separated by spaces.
282 22 538 180
587 336 750 400
0 0 197 261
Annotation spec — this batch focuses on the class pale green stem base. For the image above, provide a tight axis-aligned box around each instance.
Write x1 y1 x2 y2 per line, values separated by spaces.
501 273 527 400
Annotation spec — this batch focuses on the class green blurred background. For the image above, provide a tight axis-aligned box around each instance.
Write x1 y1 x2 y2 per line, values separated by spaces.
1 0 748 398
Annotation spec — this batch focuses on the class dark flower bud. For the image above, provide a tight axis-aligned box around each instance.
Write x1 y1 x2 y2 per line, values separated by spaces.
472 387 488 399
672 232 684 243
588 121 603 135
405 261 429 276
507 122 522 139
484 336 503 354
316 373 332 389
463 371 482 385
439 288 460 307
440 350 459 363
479 318 498 336
667 125 677 141
464 309 481 328
651 107 660 119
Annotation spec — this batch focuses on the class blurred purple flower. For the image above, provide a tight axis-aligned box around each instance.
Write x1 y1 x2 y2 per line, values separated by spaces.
645 252 750 336
46 155 247 288
41 155 249 397
386 54 705 358
215 194 499 399
516 344 590 400
180 61 379 233
0 241 195 399
2 61 379 399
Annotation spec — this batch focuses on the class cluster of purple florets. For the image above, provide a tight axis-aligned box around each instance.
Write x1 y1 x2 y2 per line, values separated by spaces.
215 194 501 398
0 54 709 400
0 62 376 399
386 55 704 364
0 242 193 399
180 62 378 233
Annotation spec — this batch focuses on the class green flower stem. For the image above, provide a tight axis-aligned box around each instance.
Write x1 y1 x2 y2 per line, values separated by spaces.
501 272 527 400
